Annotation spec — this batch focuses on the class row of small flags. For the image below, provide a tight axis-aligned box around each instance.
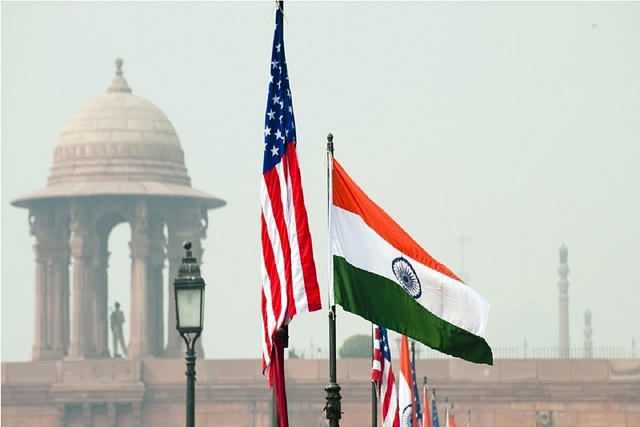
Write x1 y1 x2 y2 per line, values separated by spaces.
373 325 472 427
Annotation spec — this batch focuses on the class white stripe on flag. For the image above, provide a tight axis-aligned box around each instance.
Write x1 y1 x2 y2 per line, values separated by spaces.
332 206 489 337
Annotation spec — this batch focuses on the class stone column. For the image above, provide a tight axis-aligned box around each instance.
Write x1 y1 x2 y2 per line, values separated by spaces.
49 210 70 358
30 209 67 359
61 250 71 355
32 242 50 359
148 218 166 357
94 240 110 358
165 237 184 358
67 203 98 359
557 244 570 359
128 201 152 358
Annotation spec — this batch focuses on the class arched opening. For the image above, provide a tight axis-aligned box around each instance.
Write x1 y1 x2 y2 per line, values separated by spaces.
98 214 131 358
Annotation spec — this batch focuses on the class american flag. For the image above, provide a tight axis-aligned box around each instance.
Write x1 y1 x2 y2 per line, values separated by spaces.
411 356 423 427
261 3 321 377
372 325 400 427
431 390 440 427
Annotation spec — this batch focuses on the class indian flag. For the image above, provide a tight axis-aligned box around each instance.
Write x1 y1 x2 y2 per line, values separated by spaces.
330 158 493 365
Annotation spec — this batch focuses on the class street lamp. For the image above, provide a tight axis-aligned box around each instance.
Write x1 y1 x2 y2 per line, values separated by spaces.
174 241 206 427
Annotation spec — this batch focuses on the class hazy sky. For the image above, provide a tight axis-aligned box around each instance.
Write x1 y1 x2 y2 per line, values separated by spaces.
2 1 639 362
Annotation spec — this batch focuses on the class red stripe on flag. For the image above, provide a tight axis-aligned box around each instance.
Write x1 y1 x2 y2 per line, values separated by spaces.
261 212 284 375
285 143 321 313
261 148 322 376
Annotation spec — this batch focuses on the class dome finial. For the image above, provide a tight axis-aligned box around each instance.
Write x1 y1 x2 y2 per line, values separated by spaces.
108 57 132 93
115 58 124 76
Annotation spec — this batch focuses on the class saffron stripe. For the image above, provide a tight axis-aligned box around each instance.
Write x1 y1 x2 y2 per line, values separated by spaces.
332 158 462 283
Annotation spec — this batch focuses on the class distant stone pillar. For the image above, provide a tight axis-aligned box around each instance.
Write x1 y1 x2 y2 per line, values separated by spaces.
583 309 593 359
67 203 98 359
32 241 50 359
557 244 570 359
128 201 152 358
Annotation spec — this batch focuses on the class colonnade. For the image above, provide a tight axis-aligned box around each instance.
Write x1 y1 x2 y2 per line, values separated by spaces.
27 196 209 360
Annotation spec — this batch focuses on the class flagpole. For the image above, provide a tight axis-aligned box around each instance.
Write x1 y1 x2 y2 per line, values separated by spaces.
372 324 377 427
325 133 342 427
273 6 284 427
411 340 417 427
272 326 289 427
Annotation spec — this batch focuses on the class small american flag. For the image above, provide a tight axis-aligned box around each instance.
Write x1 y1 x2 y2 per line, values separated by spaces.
372 325 400 427
431 390 440 427
411 356 423 427
260 3 321 377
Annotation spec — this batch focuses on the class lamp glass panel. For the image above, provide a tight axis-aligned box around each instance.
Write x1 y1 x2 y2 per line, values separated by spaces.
176 288 202 329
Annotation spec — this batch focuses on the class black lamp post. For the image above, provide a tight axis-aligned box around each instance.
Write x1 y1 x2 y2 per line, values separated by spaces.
173 241 206 427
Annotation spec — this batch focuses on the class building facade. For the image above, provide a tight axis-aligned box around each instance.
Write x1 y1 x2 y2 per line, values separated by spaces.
2 357 640 427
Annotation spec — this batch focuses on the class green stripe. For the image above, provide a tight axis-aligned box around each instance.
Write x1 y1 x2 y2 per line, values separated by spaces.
334 256 493 365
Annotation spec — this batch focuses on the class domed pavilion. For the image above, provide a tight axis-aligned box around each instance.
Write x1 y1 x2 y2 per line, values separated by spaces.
12 58 225 360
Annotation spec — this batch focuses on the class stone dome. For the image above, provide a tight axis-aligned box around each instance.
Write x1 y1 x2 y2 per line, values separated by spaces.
13 59 225 210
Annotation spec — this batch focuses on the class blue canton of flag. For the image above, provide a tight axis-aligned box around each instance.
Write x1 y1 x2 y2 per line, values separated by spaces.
381 327 392 362
411 359 423 427
263 9 296 173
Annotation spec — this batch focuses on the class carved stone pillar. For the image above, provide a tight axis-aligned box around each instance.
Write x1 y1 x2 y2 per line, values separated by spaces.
67 203 98 359
61 250 71 355
148 217 166 357
165 237 184 358
30 208 67 359
32 246 49 359
30 210 49 359
128 201 152 358
49 210 70 358
95 241 110 358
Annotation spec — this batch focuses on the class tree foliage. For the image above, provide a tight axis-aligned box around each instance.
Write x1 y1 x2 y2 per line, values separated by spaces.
338 334 371 358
